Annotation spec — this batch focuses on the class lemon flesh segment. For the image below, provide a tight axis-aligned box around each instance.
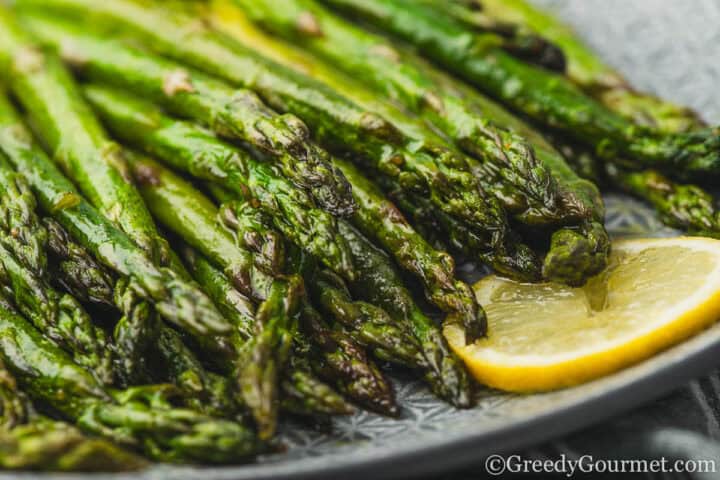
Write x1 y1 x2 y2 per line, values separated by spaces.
445 238 720 392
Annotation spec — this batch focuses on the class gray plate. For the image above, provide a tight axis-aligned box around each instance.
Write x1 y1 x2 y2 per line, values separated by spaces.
9 1 720 479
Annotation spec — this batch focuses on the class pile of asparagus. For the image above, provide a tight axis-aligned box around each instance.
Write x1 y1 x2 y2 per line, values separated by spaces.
0 0 715 470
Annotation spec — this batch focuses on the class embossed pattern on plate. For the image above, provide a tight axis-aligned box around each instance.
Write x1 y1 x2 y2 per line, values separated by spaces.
6 1 720 479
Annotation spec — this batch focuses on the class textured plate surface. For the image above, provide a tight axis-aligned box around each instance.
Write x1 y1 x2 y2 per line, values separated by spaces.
7 1 720 479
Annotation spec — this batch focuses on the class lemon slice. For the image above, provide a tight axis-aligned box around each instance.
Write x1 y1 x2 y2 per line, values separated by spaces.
445 237 720 392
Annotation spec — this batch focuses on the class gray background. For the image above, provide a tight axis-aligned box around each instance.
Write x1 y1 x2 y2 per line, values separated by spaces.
536 0 720 123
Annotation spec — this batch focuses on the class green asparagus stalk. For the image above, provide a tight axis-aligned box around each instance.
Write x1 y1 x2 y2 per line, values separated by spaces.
46 231 245 416
0 418 148 471
0 306 259 463
310 268 423 367
45 211 163 387
477 1 720 237
299 300 398 416
210 1 445 143
338 221 474 408
0 155 47 277
332 157 487 337
279 365 354 417
180 246 355 417
397 47 610 284
239 0 572 227
0 12 224 365
555 137 720 237
287 246 399 415
424 0 566 72
237 277 301 438
610 168 720 237
213 192 426 367
41 222 246 421
151 326 240 419
0 93 231 337
473 0 706 133
84 84 354 281
111 277 163 386
208 103 486 341
209 4 605 285
218 199 285 276
0 241 114 384
180 245 257 342
379 176 540 282
19 0 533 298
125 152 303 438
43 217 115 307
125 152 274 302
43 198 256 412
22 15 355 216
319 0 720 179
0 355 147 472
0 355 27 431
206 5 503 330
0 7 173 266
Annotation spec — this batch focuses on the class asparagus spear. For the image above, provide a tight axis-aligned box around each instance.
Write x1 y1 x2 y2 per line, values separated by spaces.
0 355 147 472
48 210 223 402
473 0 706 133
43 217 115 307
23 15 355 216
239 0 573 227
0 355 27 431
298 298 398 416
0 10 225 369
0 418 148 471
396 48 610 284
43 222 244 416
83 84 354 281
380 177 540 282
180 245 257 342
218 199 285 276
0 240 114 384
214 192 426 367
338 221 474 408
0 7 172 266
126 152 273 302
279 365 353 417
209 0 446 144
556 137 720 237
477 1 720 237
209 4 605 285
0 93 230 337
0 155 47 277
181 246 355 417
287 245 399 415
0 306 259 463
19 0 530 296
237 278 301 438
610 168 720 237
151 326 240 419
319 0 720 179
332 157 487 338
424 0 566 72
125 152 303 438
210 5 504 330
45 204 163 386
310 268 423 367
44 216 308 426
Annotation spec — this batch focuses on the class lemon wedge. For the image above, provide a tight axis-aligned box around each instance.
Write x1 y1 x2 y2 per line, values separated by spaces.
445 237 720 392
